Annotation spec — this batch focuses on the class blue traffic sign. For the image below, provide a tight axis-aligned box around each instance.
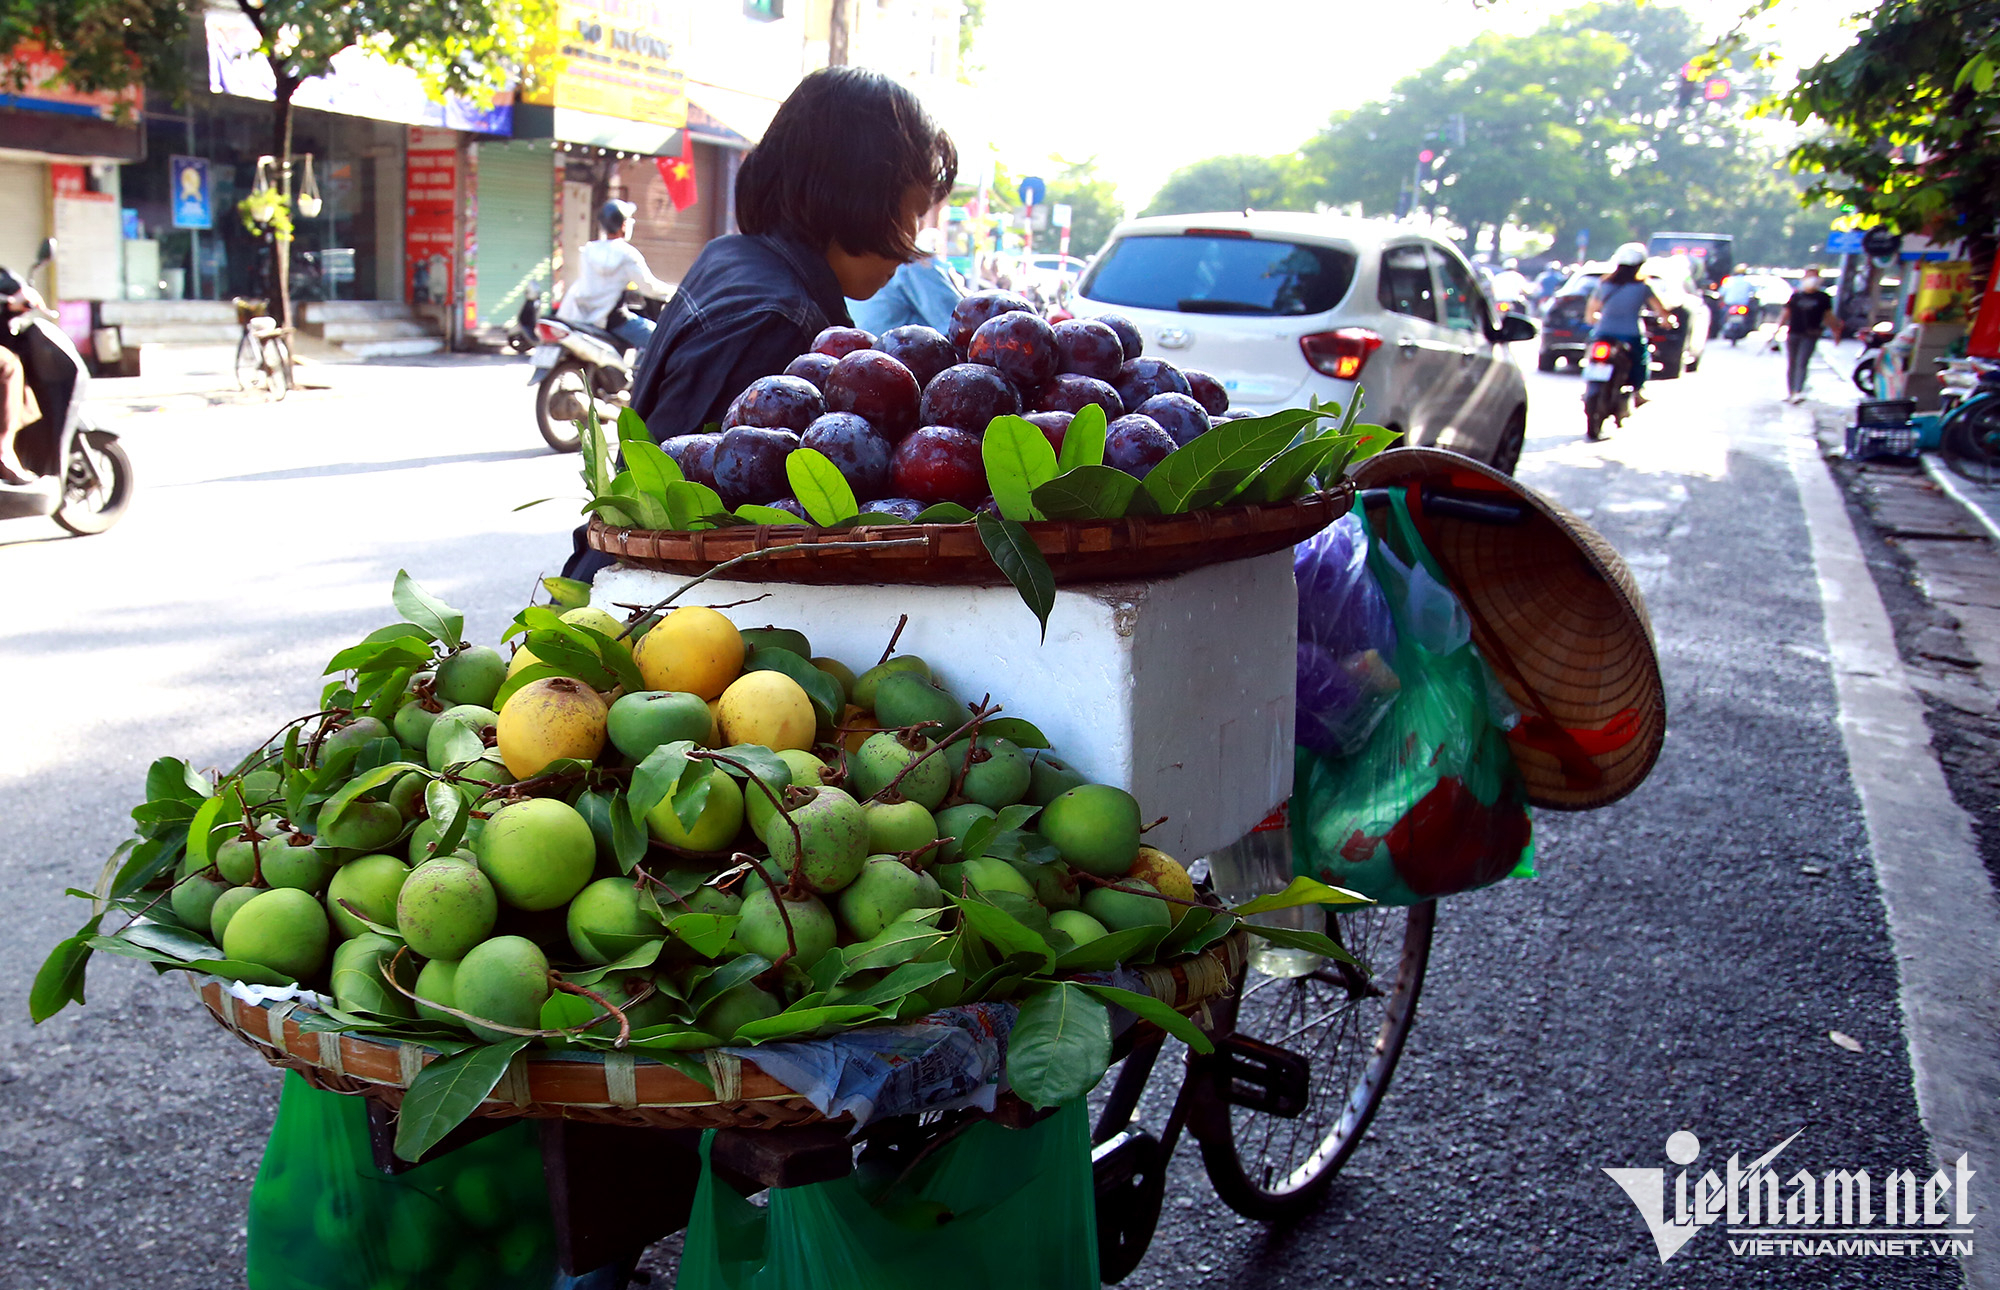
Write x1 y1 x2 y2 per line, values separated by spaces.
1825 229 1865 254
1017 175 1046 208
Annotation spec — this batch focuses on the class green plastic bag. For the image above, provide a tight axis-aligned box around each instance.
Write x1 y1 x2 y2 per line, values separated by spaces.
247 1073 558 1290
1292 486 1535 906
676 1101 1098 1290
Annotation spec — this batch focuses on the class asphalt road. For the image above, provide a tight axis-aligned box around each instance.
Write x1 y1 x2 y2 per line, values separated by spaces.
0 335 1966 1287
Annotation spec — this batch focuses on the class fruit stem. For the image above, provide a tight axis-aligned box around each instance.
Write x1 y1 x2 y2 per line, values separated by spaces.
550 975 635 1047
379 947 578 1038
696 750 812 896
898 838 947 869
743 857 802 966
877 614 909 667
874 700 1000 804
1069 870 1209 910
1139 815 1169 834
613 538 929 642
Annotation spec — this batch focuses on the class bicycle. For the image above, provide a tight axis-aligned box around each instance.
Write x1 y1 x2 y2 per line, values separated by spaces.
233 298 294 401
1937 357 2000 485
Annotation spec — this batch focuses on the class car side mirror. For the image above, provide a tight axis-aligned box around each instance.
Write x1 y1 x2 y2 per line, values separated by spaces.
1492 313 1537 344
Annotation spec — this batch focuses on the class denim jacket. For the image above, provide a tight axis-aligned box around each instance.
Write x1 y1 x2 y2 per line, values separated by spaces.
630 233 851 443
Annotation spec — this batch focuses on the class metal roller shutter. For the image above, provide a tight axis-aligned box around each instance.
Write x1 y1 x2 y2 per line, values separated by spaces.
474 140 554 329
623 144 720 287
0 160 47 282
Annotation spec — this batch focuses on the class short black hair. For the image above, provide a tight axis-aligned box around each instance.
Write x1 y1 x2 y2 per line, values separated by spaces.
1605 262 1641 286
735 67 957 262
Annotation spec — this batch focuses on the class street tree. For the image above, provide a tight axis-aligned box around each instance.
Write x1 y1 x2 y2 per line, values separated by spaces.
0 0 194 98
1045 159 1122 258
1775 0 2000 273
1142 154 1307 219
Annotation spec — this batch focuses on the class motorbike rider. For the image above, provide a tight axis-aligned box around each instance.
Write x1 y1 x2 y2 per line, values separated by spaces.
1489 258 1530 306
1583 242 1678 407
554 199 674 352
1720 265 1758 325
0 275 47 483
1533 260 1567 308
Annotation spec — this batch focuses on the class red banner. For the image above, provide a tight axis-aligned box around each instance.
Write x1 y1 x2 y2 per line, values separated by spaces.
1967 249 2000 360
406 127 457 306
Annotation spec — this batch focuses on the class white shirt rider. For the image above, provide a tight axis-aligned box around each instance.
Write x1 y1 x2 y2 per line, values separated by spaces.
556 199 673 351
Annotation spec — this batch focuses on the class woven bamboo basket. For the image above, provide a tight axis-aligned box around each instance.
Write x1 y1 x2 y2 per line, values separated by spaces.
586 489 1351 586
194 930 1249 1132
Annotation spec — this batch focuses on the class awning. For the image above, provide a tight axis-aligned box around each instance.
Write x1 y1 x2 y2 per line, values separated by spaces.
685 82 780 150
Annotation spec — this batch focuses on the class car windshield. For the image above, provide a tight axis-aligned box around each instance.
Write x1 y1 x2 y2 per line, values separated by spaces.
1557 273 1602 298
1079 234 1357 316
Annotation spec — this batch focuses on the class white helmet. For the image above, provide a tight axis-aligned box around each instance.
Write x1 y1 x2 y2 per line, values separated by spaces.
1613 242 1648 267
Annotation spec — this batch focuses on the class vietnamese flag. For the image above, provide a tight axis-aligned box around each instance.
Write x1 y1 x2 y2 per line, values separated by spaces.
657 131 698 212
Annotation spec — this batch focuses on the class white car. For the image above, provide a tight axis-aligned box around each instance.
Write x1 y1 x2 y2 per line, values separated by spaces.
1070 212 1536 474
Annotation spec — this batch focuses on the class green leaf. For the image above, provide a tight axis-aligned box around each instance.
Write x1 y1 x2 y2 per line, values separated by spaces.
977 717 1049 748
1239 922 1359 967
976 514 1056 640
688 954 773 1011
850 510 910 525
423 780 467 859
113 921 222 962
744 648 843 728
322 637 434 677
911 502 977 524
1346 423 1397 465
1230 875 1371 916
542 576 593 609
617 406 651 446
701 743 792 789
177 957 297 987
1051 923 1170 972
564 939 668 990
731 1004 883 1044
833 959 957 1009
1057 401 1108 472
490 661 574 713
393 1036 533 1163
663 479 726 530
843 923 953 972
182 793 233 872
981 415 1061 521
583 495 641 528
1005 982 1112 1109
665 913 738 959
519 629 616 691
609 794 650 872
318 761 424 838
954 896 1055 966
1078 983 1215 1054
1031 465 1143 520
786 448 861 526
392 571 465 650
30 916 102 1022
1142 409 1324 514
737 504 808 525
539 991 602 1039
622 437 685 503
1236 432 1356 506
147 757 211 807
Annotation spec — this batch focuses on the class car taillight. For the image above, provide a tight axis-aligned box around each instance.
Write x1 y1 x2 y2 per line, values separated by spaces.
535 319 571 343
1589 340 1615 362
1300 328 1383 380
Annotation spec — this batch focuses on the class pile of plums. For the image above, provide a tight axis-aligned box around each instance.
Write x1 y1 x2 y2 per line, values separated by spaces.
661 292 1241 516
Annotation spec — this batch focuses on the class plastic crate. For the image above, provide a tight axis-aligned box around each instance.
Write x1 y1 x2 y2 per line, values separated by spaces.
1846 422 1921 461
1856 399 1918 428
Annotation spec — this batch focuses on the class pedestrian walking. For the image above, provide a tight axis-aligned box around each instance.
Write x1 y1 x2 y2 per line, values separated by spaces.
1778 271 1841 402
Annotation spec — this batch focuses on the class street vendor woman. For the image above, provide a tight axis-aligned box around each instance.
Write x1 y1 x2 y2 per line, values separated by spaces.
561 66 958 580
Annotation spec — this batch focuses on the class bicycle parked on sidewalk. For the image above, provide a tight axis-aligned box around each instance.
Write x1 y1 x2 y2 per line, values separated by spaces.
233 298 293 401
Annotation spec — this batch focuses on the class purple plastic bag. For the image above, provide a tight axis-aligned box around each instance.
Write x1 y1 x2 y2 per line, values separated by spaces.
1294 513 1401 754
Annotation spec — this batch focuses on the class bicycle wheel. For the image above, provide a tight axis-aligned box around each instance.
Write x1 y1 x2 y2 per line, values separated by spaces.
260 337 291 401
1942 399 2000 485
1193 900 1435 1222
234 330 263 393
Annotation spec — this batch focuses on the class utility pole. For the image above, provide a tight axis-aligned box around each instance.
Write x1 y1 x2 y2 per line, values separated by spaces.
828 0 850 65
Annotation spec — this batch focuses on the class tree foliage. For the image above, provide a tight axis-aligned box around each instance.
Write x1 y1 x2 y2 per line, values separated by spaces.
0 0 195 97
1143 154 1308 219
1778 0 2000 268
1046 158 1122 257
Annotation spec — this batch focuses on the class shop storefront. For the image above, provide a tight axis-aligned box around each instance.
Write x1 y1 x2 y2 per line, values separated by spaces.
470 139 557 337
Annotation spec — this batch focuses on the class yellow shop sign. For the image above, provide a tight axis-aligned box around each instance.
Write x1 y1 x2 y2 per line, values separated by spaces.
528 0 688 128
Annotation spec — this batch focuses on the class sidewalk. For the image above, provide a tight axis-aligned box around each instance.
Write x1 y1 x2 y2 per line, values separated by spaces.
90 339 522 418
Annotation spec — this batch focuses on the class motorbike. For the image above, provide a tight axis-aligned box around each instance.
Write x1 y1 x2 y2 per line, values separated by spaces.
528 289 661 453
1580 336 1638 442
503 283 542 355
1851 321 1897 397
0 239 133 535
1721 301 1758 344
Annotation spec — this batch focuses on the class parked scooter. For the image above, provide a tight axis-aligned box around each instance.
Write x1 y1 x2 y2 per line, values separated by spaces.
528 289 660 453
1580 335 1638 442
1851 321 1897 397
0 240 133 534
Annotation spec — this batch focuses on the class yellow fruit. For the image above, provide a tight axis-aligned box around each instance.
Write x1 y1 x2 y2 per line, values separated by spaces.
705 697 723 744
496 676 608 778
716 671 815 751
634 606 742 700
507 643 542 678
840 704 879 756
1127 846 1195 924
560 605 624 638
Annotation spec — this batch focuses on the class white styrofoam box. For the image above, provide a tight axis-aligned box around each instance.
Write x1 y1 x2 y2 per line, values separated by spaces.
595 551 1298 863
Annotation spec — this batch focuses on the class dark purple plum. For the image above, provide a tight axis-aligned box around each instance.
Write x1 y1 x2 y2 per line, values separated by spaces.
919 363 1020 435
663 432 723 489
811 326 876 357
891 426 987 507
1113 358 1191 414
733 375 825 434
713 427 800 507
720 394 746 429
769 498 810 521
948 291 1037 353
1136 392 1212 447
1183 369 1229 416
860 496 925 521
975 496 1002 516
784 352 839 393
824 350 920 441
878 325 958 388
1034 373 1123 419
1024 411 1072 456
1098 314 1144 362
801 412 893 501
968 311 1060 391
1052 319 1124 382
1217 408 1258 421
1104 414 1175 481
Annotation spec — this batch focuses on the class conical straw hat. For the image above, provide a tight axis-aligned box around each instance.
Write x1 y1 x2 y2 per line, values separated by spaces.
1350 449 1665 810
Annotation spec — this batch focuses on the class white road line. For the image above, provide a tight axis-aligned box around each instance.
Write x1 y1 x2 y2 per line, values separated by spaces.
1790 411 2000 1290
1923 453 2000 547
